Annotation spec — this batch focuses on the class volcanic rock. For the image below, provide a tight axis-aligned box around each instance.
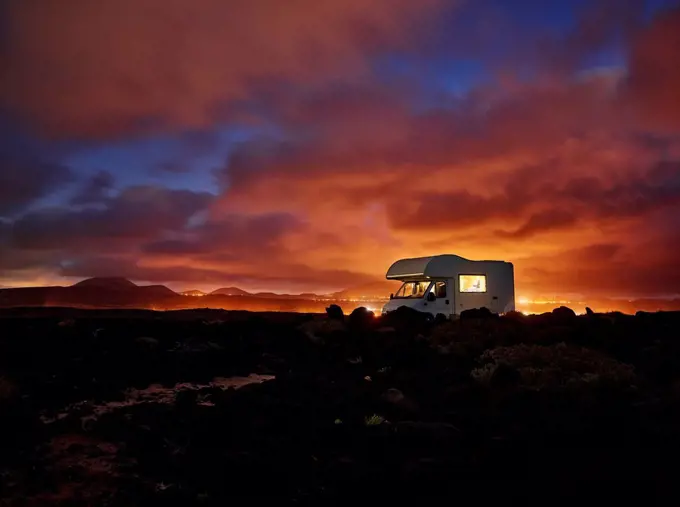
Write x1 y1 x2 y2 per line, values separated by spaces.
347 307 374 331
552 306 576 318
460 307 497 320
326 304 344 321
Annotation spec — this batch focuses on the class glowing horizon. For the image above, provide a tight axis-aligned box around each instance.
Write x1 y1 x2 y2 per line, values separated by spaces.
2 275 680 304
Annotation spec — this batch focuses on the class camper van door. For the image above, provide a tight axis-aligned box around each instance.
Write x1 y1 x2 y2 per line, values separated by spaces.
429 280 451 317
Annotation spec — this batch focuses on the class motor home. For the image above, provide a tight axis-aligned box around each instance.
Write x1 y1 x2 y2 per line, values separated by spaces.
380 254 515 319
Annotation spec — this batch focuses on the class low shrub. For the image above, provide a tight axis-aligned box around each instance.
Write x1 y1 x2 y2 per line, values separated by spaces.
471 342 636 390
428 321 493 358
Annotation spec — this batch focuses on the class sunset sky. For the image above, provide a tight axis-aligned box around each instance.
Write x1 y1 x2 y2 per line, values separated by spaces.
1 0 679 298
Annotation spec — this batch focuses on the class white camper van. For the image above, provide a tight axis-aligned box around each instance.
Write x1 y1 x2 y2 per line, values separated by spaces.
380 254 515 319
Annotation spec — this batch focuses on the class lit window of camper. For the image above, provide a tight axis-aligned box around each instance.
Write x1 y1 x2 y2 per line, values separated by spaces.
459 275 487 293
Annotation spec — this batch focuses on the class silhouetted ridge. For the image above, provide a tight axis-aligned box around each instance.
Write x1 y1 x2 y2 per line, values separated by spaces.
137 285 177 297
211 287 251 296
72 277 137 290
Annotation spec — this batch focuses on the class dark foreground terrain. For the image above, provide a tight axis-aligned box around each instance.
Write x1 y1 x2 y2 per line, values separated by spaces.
2 306 680 504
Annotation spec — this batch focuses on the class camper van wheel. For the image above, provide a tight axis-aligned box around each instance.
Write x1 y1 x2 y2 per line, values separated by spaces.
435 313 448 323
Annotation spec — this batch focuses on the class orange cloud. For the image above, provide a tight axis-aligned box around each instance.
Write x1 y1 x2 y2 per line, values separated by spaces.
0 0 444 138
625 6 680 131
206 47 680 295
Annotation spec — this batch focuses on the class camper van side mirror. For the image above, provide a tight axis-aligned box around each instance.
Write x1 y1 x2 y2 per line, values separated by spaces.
390 293 394 300
426 292 436 302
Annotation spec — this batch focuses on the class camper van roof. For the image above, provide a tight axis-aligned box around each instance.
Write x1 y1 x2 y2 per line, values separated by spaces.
385 254 510 280
386 254 470 279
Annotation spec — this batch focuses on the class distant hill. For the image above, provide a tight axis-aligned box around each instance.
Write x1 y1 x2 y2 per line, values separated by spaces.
253 291 278 298
211 287 251 296
72 277 137 290
181 289 207 296
73 277 176 297
137 285 177 297
209 287 325 300
0 277 177 309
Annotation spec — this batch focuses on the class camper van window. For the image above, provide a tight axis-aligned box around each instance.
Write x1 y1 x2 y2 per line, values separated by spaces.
434 281 447 298
394 281 432 298
459 275 487 293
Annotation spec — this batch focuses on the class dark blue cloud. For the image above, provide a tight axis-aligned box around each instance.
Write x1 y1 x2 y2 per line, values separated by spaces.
0 118 74 216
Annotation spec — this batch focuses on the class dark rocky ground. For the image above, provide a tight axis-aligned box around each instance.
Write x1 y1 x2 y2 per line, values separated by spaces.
1 306 680 504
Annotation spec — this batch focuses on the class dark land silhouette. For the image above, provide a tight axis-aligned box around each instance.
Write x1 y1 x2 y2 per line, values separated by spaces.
1 305 680 503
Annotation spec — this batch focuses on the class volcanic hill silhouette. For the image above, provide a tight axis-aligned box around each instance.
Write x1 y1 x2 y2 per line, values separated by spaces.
72 277 138 290
211 287 251 296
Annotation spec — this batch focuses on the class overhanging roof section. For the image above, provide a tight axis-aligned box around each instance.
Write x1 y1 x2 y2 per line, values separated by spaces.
386 254 470 279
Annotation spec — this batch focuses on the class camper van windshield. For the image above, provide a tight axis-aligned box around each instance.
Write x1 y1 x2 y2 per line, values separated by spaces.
394 281 432 299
